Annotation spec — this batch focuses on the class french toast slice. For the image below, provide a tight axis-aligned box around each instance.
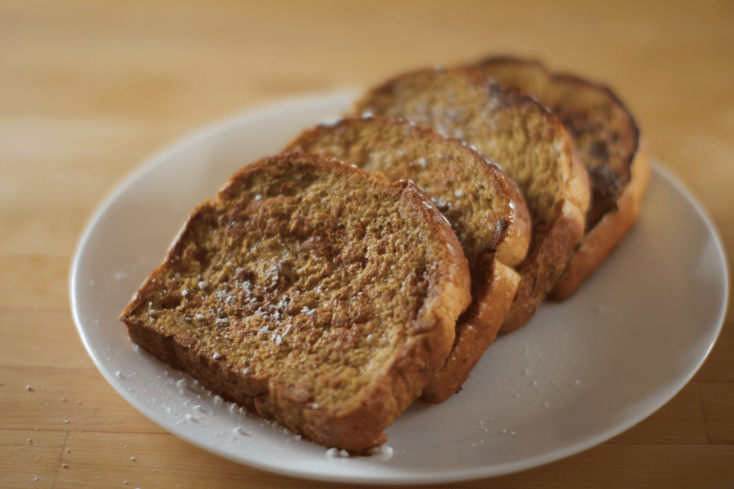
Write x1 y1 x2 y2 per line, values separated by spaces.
354 67 590 332
283 116 531 402
472 56 649 300
119 153 471 453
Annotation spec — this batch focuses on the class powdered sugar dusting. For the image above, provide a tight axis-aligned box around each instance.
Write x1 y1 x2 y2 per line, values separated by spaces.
325 448 350 459
374 445 394 461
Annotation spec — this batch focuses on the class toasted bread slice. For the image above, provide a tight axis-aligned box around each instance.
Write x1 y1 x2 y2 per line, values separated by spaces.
283 116 531 402
354 67 590 332
119 153 471 453
472 56 649 300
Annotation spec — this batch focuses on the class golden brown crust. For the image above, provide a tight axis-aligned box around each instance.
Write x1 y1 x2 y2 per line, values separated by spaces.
282 116 531 401
501 199 586 332
354 67 590 332
548 139 649 299
120 153 471 453
421 259 520 402
471 56 648 300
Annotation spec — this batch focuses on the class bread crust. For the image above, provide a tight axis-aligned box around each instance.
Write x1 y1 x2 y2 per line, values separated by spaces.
421 258 520 402
548 139 649 299
471 56 648 300
502 198 586 332
120 154 471 453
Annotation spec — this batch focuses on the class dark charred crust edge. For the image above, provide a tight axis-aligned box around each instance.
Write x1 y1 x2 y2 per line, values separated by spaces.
471 55 642 214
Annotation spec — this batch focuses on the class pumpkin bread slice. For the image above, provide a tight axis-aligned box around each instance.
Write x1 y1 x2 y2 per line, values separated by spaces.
471 56 649 299
283 116 531 402
120 153 471 453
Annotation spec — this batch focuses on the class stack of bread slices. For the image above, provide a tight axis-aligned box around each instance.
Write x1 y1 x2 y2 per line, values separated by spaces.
120 56 648 454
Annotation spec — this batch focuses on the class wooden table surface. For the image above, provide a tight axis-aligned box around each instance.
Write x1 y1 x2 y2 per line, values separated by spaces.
2 1 733 487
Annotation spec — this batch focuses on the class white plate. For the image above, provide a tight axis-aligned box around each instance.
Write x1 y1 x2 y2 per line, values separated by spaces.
70 90 729 484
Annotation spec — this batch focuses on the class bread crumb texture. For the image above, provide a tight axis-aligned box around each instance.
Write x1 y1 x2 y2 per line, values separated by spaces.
355 68 572 226
121 154 467 427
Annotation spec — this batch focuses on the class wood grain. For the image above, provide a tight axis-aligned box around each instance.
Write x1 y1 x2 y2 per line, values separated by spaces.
2 0 732 487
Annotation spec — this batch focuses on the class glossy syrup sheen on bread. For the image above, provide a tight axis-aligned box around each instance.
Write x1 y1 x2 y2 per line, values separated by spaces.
283 116 531 402
120 153 471 453
354 67 591 332
472 56 649 300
